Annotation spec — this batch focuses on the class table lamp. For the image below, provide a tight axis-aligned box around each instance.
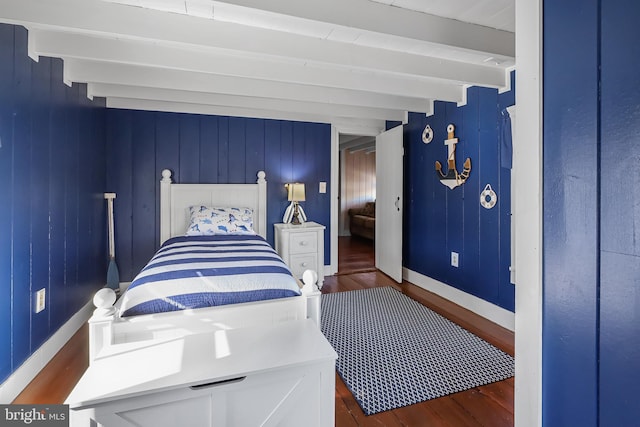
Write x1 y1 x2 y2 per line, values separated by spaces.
283 183 307 225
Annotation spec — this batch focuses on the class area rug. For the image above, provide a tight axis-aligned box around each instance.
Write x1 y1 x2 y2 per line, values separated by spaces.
320 287 514 415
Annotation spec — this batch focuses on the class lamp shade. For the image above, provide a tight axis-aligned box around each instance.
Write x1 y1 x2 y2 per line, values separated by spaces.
287 183 306 202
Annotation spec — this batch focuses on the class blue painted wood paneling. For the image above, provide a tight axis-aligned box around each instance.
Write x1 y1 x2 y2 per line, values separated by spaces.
228 117 245 184
245 118 265 185
264 120 285 243
477 87 500 305
0 24 15 382
497 75 515 310
217 117 229 182
48 57 69 332
426 101 449 282
107 109 133 281
444 103 466 290
179 115 201 184
599 1 640 424
131 112 157 276
543 0 600 425
199 116 219 184
30 55 52 349
12 25 34 368
461 88 481 298
402 113 424 270
106 111 331 281
403 76 514 311
0 23 107 384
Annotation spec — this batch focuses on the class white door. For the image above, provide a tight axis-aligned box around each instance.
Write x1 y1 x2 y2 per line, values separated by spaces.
375 125 404 282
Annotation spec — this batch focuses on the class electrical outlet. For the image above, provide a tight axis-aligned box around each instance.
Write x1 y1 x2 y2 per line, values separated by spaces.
319 182 327 193
451 252 459 268
35 288 46 313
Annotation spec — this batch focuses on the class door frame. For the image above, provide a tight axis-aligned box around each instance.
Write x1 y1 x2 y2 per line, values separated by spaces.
330 123 385 276
514 0 543 425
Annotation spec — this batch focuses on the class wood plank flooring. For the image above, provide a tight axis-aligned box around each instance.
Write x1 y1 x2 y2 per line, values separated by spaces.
14 236 514 426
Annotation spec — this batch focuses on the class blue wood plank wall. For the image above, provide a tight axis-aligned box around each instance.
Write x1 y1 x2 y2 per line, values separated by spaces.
105 110 331 281
0 24 107 384
599 1 640 424
543 0 640 425
402 72 515 311
543 0 599 424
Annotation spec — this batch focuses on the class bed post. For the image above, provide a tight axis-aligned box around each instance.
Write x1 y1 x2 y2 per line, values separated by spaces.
256 171 267 239
160 169 173 244
88 288 117 364
301 270 322 327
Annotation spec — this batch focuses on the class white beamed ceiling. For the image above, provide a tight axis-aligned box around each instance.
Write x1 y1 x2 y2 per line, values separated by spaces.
0 0 514 128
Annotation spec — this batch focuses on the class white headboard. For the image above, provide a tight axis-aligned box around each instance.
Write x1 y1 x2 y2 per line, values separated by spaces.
159 169 267 244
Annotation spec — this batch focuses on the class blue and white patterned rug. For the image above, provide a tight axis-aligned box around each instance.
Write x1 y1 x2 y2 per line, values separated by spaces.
321 287 514 415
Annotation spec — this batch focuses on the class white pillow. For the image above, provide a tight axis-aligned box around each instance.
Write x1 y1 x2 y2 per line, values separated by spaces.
186 206 256 235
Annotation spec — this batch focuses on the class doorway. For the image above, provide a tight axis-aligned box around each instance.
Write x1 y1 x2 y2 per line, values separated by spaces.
337 133 376 274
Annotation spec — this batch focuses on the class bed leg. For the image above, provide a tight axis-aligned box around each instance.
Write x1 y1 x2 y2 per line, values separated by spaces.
301 270 322 327
89 288 117 364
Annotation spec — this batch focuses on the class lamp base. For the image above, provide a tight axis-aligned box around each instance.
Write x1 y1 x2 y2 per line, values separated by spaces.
291 203 301 225
283 202 307 225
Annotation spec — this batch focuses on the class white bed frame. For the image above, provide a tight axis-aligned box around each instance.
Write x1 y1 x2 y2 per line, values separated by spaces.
88 169 321 364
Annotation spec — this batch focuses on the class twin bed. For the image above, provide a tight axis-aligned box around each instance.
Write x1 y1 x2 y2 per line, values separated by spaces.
66 170 336 426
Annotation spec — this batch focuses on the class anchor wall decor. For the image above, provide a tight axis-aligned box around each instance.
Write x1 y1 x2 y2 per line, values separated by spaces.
435 124 471 189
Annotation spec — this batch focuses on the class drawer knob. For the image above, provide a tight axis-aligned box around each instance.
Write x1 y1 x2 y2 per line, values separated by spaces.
299 241 308 246
301 262 308 267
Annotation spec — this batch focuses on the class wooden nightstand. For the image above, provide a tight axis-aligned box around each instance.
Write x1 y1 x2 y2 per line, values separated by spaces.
274 222 325 288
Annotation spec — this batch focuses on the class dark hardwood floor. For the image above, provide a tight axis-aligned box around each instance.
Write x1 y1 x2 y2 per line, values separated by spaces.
337 235 376 274
14 236 514 427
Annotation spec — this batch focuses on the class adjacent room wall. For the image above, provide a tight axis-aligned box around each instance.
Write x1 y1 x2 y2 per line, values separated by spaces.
340 149 376 236
403 73 515 312
105 110 332 281
0 24 107 384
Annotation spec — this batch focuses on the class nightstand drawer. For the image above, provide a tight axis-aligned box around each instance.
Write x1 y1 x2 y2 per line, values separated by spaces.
289 254 318 277
289 232 318 254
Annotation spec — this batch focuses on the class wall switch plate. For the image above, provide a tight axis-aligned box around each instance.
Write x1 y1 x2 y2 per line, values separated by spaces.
35 288 46 313
451 252 459 268
319 182 327 193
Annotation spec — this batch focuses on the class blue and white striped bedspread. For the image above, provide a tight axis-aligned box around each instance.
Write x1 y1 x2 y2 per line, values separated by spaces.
119 235 301 317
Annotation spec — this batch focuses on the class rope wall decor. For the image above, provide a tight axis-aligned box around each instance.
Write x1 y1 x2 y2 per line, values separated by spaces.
480 184 497 209
422 124 433 144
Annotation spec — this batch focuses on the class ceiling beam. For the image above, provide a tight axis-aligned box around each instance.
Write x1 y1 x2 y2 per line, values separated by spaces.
31 31 465 102
30 28 508 89
106 97 385 130
87 83 407 121
101 0 514 57
64 59 437 114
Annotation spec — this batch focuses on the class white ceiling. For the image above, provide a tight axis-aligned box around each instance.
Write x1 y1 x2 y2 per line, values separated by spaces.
370 0 515 32
0 0 514 133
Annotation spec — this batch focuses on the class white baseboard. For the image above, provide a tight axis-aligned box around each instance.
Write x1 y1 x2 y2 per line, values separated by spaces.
403 268 515 332
324 264 336 277
0 299 94 403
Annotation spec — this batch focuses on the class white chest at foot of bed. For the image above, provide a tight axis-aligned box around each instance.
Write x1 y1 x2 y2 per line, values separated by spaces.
66 319 337 427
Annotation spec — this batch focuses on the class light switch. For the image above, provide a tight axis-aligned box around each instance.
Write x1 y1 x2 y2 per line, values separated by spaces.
319 182 327 193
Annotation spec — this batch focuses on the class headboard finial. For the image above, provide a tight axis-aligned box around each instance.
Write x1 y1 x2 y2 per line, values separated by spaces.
257 170 266 184
161 169 173 183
